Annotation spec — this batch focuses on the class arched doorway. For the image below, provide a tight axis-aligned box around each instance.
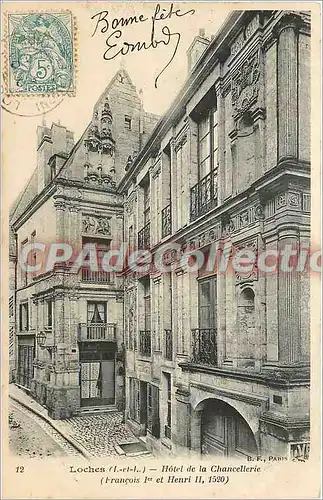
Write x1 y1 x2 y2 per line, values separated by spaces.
201 399 258 457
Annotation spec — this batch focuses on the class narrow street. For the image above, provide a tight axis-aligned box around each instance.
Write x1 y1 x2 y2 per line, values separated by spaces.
8 386 153 458
9 400 81 458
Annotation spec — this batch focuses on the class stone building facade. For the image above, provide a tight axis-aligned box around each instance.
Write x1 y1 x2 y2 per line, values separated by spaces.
9 70 159 418
9 9 311 459
122 10 311 459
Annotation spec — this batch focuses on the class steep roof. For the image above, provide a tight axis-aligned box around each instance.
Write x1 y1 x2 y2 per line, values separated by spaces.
9 68 159 225
10 167 38 226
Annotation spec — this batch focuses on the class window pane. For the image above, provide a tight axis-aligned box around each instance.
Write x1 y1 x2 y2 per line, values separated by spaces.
199 115 209 138
47 301 52 326
199 134 210 163
200 158 211 178
199 282 211 328
200 282 211 306
87 303 95 322
97 303 105 320
213 148 218 167
213 124 218 151
213 109 218 126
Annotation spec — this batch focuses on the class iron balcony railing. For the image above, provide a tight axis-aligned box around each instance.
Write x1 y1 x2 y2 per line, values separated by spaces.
78 323 117 341
161 204 171 238
164 329 173 361
138 223 150 250
191 328 217 366
139 330 151 356
81 267 112 284
190 169 218 221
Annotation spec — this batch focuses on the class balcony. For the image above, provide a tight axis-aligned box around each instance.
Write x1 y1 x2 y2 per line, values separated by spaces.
191 328 217 366
190 169 218 221
78 323 117 341
138 223 150 250
162 204 171 238
164 329 173 361
81 267 112 284
139 330 151 356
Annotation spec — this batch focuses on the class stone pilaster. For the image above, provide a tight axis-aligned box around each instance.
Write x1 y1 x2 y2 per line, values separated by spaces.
54 199 66 242
264 235 279 363
278 229 301 364
170 139 178 231
276 14 300 161
151 171 158 247
217 270 226 365
68 293 79 349
174 388 191 449
53 292 65 367
68 205 80 253
215 82 225 205
299 229 310 362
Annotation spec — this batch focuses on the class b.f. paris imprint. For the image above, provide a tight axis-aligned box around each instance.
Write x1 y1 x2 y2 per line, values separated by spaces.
91 3 195 88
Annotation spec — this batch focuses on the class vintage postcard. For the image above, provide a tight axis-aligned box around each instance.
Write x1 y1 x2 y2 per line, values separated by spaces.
1 1 322 499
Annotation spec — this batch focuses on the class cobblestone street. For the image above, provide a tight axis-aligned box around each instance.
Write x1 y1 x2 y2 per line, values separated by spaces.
9 401 79 458
9 385 153 458
57 413 143 457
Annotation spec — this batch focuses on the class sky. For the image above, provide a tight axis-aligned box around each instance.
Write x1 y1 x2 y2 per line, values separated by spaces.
3 2 232 206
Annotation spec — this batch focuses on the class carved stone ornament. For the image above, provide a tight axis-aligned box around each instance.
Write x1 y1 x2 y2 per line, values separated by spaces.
84 163 117 189
231 49 261 117
84 97 115 154
174 133 188 152
235 238 259 284
82 214 111 235
288 191 301 208
231 15 260 57
54 199 66 211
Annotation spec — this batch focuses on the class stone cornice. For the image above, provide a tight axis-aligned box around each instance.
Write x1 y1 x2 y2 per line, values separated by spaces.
259 410 310 429
179 362 310 388
190 382 269 408
144 162 310 257
56 177 122 198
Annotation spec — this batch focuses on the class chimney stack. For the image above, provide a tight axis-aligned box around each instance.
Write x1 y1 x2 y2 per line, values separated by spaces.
37 121 74 192
187 29 210 73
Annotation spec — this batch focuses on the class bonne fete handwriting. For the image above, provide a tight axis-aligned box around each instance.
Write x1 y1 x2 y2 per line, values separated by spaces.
91 3 195 88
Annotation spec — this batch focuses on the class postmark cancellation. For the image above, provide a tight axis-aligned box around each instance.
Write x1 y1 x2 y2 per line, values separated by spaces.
5 11 76 95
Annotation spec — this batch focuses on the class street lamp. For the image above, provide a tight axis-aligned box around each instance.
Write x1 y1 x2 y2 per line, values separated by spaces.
36 331 57 353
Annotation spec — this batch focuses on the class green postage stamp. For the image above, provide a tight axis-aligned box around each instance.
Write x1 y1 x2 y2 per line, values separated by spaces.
6 11 75 94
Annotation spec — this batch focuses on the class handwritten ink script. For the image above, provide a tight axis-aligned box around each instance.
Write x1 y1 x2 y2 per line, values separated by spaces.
91 3 195 88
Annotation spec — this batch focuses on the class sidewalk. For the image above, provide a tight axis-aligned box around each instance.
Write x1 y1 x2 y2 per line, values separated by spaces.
9 384 151 458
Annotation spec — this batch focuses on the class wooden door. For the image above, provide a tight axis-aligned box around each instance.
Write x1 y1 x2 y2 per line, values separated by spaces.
201 400 258 458
80 356 115 407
